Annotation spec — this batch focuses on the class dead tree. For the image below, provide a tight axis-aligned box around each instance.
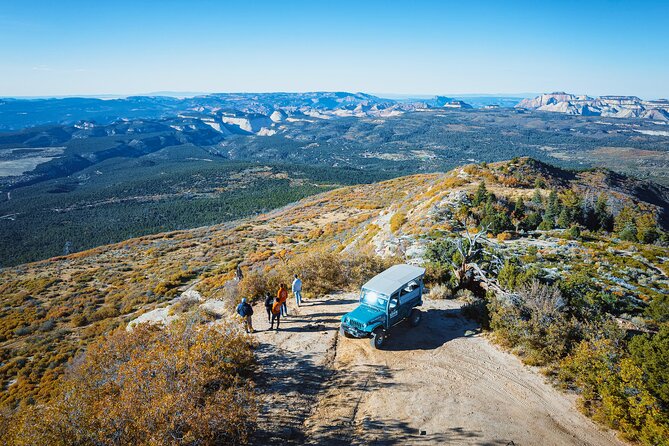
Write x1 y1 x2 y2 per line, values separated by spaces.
441 219 514 300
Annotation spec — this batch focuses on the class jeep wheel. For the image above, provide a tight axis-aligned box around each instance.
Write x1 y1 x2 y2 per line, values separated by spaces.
339 325 353 338
370 327 386 349
409 309 422 327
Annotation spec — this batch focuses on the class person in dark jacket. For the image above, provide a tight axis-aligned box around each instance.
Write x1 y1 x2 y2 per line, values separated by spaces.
236 298 254 333
264 294 274 324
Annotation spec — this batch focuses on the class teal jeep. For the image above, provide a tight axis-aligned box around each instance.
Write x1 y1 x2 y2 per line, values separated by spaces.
340 264 425 349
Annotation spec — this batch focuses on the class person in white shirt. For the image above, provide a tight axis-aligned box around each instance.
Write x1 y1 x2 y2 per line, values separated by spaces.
292 274 303 307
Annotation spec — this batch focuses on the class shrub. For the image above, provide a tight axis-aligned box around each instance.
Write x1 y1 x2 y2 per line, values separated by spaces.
497 260 541 292
497 232 512 242
428 283 452 300
423 261 452 286
566 224 581 240
389 212 407 233
89 306 119 322
238 270 280 302
646 294 669 324
2 318 257 446
38 319 55 332
559 330 669 445
489 281 579 365
168 297 200 316
239 249 394 302
70 314 88 327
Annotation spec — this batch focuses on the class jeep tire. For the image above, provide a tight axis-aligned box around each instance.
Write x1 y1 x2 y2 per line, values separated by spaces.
409 308 422 327
370 327 387 349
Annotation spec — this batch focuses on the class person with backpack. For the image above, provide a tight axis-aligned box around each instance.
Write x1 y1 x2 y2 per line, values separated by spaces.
277 283 288 317
236 298 254 333
270 295 282 330
292 274 303 307
264 293 274 324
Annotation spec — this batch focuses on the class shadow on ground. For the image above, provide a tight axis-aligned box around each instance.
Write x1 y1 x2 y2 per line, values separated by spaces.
380 306 479 351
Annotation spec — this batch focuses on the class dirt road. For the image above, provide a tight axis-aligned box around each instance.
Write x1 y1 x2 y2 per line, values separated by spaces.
250 294 625 446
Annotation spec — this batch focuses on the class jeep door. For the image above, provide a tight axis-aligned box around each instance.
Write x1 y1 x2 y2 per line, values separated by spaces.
388 291 402 326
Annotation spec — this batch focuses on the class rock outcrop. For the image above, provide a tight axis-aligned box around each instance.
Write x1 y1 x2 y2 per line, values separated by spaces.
517 92 669 121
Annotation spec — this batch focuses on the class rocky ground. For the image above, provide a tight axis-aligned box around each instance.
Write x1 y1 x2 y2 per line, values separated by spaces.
248 293 626 446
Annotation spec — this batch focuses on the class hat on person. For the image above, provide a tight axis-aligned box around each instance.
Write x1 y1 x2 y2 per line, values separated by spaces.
241 298 247 303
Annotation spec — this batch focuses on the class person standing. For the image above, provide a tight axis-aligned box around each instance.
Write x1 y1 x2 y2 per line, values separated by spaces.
292 274 303 307
235 298 254 333
270 296 282 330
264 293 274 324
277 283 288 317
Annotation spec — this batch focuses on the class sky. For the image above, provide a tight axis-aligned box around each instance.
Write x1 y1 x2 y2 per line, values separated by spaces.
1 0 668 98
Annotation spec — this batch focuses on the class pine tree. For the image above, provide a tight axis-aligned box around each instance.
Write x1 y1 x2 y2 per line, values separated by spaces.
557 208 571 228
614 206 638 241
513 196 525 219
636 213 659 244
473 181 488 206
541 190 560 228
594 194 613 232
532 188 543 205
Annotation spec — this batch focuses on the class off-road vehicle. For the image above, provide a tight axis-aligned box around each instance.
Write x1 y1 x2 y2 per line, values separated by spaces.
340 264 425 349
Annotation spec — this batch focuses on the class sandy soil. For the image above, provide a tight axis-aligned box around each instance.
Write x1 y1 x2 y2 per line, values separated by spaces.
250 294 626 446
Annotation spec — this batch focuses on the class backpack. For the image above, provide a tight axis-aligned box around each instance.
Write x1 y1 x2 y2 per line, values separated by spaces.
236 303 247 317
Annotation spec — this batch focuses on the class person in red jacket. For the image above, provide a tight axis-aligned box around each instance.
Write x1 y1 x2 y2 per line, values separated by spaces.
277 283 288 317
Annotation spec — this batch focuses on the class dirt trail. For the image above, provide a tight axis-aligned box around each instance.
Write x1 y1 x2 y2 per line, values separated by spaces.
250 294 626 446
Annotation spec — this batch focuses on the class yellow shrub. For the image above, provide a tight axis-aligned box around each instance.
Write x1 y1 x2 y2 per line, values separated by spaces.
389 212 407 233
2 320 257 446
497 232 512 242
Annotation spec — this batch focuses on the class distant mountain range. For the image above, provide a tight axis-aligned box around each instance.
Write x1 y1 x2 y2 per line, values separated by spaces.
517 92 669 121
0 92 479 131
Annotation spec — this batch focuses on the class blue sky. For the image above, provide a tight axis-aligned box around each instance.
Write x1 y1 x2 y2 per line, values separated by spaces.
1 0 667 98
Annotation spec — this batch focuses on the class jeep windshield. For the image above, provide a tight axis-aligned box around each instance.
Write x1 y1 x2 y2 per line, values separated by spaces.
360 289 388 310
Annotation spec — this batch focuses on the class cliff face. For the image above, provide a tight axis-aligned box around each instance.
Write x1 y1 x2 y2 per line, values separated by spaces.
517 92 669 121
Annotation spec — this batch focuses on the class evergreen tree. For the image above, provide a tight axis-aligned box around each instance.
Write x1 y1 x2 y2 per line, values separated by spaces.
594 194 613 232
532 188 543 205
557 208 571 228
541 190 560 228
480 197 512 234
512 196 525 219
538 216 554 231
546 190 560 218
582 200 598 231
472 181 489 206
636 213 660 244
524 212 542 230
614 206 638 241
511 196 526 231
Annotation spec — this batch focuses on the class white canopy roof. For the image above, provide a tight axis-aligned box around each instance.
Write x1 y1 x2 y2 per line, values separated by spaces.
362 264 425 296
